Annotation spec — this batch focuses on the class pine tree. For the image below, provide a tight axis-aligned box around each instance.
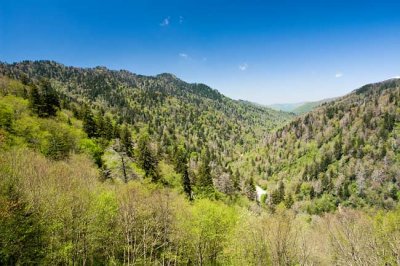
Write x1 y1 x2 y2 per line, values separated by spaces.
244 177 256 201
182 167 192 200
40 79 59 117
104 115 114 140
270 189 281 205
136 133 159 182
278 180 285 202
173 145 193 199
29 80 60 117
197 154 213 188
270 180 285 205
96 112 106 138
120 124 133 157
29 85 42 116
83 108 97 138
310 186 315 199
284 193 294 209
233 169 241 191
174 144 188 174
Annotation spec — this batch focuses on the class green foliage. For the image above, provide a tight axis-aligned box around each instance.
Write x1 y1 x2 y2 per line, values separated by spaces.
79 138 104 167
172 145 193 199
306 194 338 215
0 173 45 265
29 79 60 117
284 193 294 209
244 177 256 200
182 167 192 200
262 79 400 210
119 124 133 157
0 60 294 197
1 61 399 211
181 199 237 264
0 99 13 130
0 64 400 264
135 132 159 182
41 121 77 160
82 107 97 138
197 152 213 189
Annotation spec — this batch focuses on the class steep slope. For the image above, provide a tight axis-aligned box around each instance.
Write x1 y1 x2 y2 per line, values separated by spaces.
258 79 400 212
2 68 400 265
0 60 293 196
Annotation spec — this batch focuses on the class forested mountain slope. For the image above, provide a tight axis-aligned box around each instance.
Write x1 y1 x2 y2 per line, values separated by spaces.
257 79 400 213
1 62 400 265
0 60 293 198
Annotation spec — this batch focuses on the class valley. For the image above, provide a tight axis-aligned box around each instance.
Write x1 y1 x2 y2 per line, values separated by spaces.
0 61 399 265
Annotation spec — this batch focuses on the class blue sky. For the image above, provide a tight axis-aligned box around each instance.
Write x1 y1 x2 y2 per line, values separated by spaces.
1 0 400 104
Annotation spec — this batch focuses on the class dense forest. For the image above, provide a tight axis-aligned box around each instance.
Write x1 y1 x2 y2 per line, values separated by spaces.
250 79 400 213
0 61 399 265
0 61 293 198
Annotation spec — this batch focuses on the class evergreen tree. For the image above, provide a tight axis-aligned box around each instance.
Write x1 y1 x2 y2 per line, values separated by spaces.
182 167 193 200
96 112 106 138
310 186 315 199
284 193 294 209
174 144 188 174
270 180 285 205
197 154 213 188
233 169 241 191
244 177 256 201
120 124 133 157
28 80 60 117
29 85 42 115
270 189 281 205
173 145 193 199
104 115 114 140
136 133 159 182
278 180 285 202
40 79 59 117
83 108 97 138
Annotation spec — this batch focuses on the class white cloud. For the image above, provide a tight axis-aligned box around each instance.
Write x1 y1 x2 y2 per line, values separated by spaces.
160 17 170 26
179 53 188 59
239 63 248 71
179 16 184 24
335 72 343 78
391 76 400 79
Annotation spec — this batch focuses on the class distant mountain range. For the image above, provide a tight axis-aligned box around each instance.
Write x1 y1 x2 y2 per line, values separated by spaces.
268 98 336 114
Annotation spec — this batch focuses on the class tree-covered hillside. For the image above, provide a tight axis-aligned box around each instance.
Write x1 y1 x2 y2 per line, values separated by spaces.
0 60 293 199
1 62 400 265
254 79 400 213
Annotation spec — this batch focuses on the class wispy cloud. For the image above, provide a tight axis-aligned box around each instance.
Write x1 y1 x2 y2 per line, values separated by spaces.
179 53 188 59
239 63 248 71
335 72 343 78
179 16 184 24
160 17 170 26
